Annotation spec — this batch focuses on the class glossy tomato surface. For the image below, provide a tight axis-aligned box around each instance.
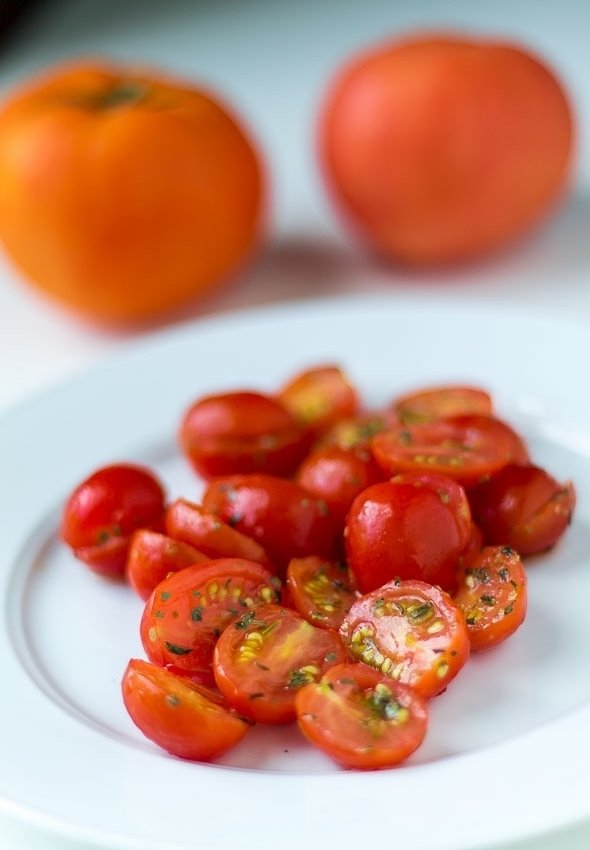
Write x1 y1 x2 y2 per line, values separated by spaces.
393 385 493 424
126 530 207 600
278 364 359 436
286 556 358 630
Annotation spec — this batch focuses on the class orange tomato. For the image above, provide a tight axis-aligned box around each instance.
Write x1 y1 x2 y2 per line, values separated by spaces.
0 62 264 322
319 34 573 265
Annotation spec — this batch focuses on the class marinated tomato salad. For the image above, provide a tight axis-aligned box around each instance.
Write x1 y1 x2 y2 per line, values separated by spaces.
60 366 575 770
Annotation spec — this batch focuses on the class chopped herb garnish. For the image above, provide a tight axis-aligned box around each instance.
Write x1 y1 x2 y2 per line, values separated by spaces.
255 662 270 671
190 606 203 622
504 604 514 616
480 594 496 606
501 546 515 556
325 651 338 663
160 591 171 601
166 694 181 707
165 642 192 655
249 692 264 700
498 568 510 582
234 610 260 630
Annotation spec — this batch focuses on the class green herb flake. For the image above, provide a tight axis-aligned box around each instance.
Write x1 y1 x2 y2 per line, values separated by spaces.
160 591 171 602
235 610 257 630
190 606 203 622
166 694 181 707
325 651 339 663
480 594 496 607
504 604 514 616
498 568 510 582
165 642 192 656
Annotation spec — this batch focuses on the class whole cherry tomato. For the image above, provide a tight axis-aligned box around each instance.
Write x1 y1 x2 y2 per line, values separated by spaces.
296 663 428 769
340 580 470 698
345 473 471 592
179 391 310 479
61 463 165 578
122 659 249 760
202 474 339 573
469 464 575 555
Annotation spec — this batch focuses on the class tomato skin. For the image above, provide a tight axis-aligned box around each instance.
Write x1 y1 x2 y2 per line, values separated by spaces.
126 529 208 600
372 415 528 487
340 580 470 698
61 463 166 578
469 464 575 556
295 444 383 530
165 499 271 568
345 474 471 593
393 385 493 424
296 663 428 770
213 604 346 723
278 364 359 436
140 558 281 678
454 545 527 650
179 391 310 479
458 522 484 569
202 474 339 573
286 556 358 630
122 659 249 760
321 411 394 451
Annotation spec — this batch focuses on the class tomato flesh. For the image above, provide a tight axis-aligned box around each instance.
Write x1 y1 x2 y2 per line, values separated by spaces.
122 659 249 760
213 604 346 723
286 556 358 630
393 385 493 424
296 663 428 769
278 364 359 435
126 529 208 600
340 580 470 698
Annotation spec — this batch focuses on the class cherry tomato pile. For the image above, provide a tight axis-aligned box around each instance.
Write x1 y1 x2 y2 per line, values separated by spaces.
61 366 575 770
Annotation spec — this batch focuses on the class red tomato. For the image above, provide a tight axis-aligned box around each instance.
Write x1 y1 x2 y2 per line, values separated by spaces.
140 558 281 679
321 411 394 450
165 499 271 568
122 659 249 760
454 545 527 651
295 444 383 530
278 364 359 436
296 662 428 769
213 603 346 723
372 415 529 487
61 463 165 578
469 463 575 555
340 580 470 698
202 474 339 573
458 522 484 569
393 385 493 424
126 530 208 600
179 391 310 479
345 473 471 592
286 556 358 630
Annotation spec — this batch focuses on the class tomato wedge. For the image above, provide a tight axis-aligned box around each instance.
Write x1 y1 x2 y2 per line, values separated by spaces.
278 364 359 436
454 546 527 650
122 659 249 760
340 580 470 698
392 385 493 424
126 530 208 600
286 556 358 630
165 499 272 568
372 415 528 487
140 558 281 679
213 604 346 723
296 663 428 769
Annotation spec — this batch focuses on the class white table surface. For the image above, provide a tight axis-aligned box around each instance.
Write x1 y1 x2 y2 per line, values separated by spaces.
0 0 588 847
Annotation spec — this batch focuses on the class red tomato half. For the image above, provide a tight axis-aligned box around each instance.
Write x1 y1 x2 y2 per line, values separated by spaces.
345 473 471 592
61 463 165 578
454 545 527 650
122 659 249 760
165 499 271 568
392 385 493 424
278 364 359 436
321 411 394 450
140 558 281 679
202 474 339 573
286 556 358 630
469 464 575 555
179 391 310 479
213 604 346 723
126 530 208 600
296 663 428 769
340 580 470 698
372 415 528 486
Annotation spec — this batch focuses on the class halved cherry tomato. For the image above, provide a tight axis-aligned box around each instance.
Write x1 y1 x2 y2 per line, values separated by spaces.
126 530 208 600
469 464 575 556
122 659 249 760
165 499 271 568
372 415 529 487
202 474 339 573
179 391 310 479
286 556 357 630
393 385 493 424
295 444 383 530
296 662 428 769
321 411 393 450
345 473 471 592
140 558 281 679
454 545 527 651
278 364 359 436
340 580 470 698
61 463 166 578
213 603 346 723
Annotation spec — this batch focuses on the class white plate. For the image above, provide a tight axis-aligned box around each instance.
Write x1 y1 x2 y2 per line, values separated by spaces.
1 294 589 850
